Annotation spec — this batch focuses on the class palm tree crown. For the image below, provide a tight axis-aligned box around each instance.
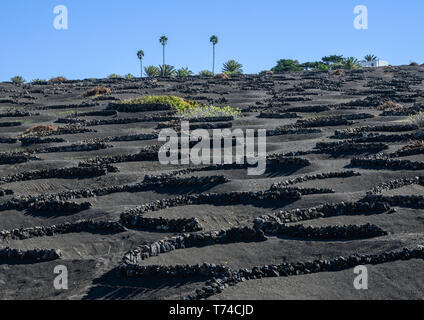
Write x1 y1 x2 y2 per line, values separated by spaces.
144 66 160 77
159 36 168 46
159 64 176 77
222 60 243 75
137 50 144 60
364 54 377 62
342 57 360 70
210 35 218 45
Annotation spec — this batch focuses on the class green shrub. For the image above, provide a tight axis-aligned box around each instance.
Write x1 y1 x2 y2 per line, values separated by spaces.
122 95 196 110
180 105 241 119
31 79 48 85
124 73 135 79
121 95 241 118
49 76 68 83
108 74 122 79
199 70 214 77
11 76 25 84
272 59 303 73
409 112 424 127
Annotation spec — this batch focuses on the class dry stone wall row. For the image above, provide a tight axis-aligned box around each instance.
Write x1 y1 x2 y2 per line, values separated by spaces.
56 115 179 126
367 176 424 195
186 246 424 300
334 124 418 137
259 222 387 240
0 175 229 213
315 141 389 153
0 198 91 213
333 131 424 143
0 165 117 184
0 152 39 165
363 194 424 208
266 127 322 137
0 220 126 241
258 201 392 224
296 113 375 128
122 227 268 264
0 110 39 118
0 248 62 262
271 171 360 189
351 156 424 170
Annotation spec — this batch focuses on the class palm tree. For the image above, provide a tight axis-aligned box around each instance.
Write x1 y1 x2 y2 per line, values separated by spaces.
159 36 168 76
342 57 360 70
364 54 377 62
222 60 243 75
137 50 144 77
210 35 218 74
144 66 160 77
176 67 193 77
159 64 176 77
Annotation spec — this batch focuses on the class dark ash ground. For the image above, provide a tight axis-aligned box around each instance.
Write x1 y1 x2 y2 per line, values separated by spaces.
0 66 423 300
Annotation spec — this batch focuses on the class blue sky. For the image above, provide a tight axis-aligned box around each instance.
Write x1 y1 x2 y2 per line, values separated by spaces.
1 0 423 81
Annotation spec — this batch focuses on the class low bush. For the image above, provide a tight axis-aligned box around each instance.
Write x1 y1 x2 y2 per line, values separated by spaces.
49 76 68 83
31 79 48 85
176 67 193 77
198 70 214 77
409 111 424 127
122 95 196 110
11 76 25 84
121 95 241 118
401 141 424 151
214 73 230 79
108 74 122 79
333 69 345 76
377 101 405 111
25 125 57 135
180 105 241 119
83 86 112 97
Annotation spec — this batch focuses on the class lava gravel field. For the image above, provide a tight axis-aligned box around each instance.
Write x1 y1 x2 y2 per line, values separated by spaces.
0 66 424 300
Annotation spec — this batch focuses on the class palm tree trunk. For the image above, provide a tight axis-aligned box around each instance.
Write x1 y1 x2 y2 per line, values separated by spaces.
140 60 143 78
162 45 165 76
213 44 215 74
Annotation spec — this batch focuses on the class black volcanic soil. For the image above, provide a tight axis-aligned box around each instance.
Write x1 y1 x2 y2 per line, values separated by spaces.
0 66 424 300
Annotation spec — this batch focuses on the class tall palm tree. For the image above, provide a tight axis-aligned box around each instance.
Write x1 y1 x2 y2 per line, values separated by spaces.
364 54 378 62
137 50 144 78
159 36 168 76
210 35 218 74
